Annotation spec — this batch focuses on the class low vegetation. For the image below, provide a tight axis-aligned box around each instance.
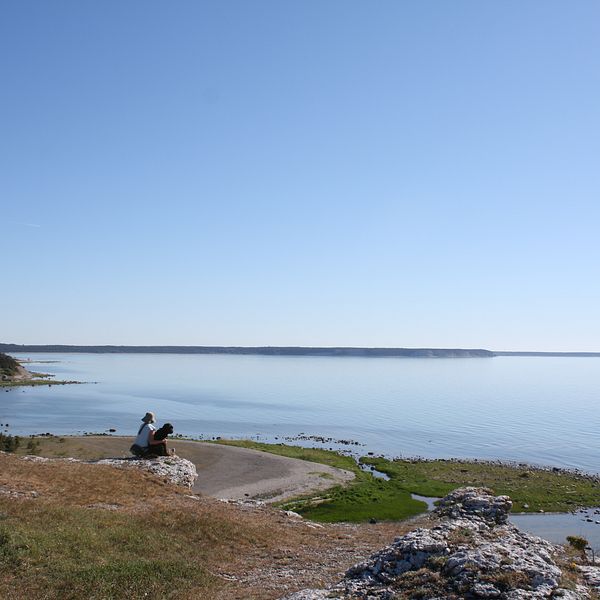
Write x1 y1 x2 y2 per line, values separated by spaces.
0 433 21 452
361 456 600 513
0 353 20 377
216 440 600 521
0 433 40 454
215 439 427 522
0 451 416 600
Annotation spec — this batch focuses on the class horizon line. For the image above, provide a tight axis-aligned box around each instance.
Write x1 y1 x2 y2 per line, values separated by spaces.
2 343 600 356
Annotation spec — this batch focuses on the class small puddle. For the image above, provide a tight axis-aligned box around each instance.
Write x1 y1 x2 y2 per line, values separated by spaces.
412 494 440 511
359 463 390 480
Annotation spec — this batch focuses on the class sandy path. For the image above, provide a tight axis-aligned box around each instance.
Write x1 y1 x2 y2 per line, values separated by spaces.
42 436 354 503
185 442 354 502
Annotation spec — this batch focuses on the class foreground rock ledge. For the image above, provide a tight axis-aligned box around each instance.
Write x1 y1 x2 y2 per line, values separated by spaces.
23 455 198 488
284 487 600 600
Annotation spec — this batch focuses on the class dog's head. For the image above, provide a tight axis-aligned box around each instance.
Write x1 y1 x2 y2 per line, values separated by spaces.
162 423 174 434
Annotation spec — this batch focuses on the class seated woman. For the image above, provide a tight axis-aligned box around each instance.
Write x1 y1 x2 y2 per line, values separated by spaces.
130 412 167 458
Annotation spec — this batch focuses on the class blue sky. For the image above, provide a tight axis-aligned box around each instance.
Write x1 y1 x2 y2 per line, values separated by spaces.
1 1 599 350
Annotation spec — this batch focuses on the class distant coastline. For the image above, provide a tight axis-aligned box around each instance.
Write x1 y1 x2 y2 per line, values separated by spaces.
0 344 493 357
2 343 600 357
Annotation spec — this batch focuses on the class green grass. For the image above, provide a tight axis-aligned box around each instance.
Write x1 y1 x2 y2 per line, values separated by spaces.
0 503 218 600
214 439 359 470
213 440 428 522
214 440 600 521
283 474 427 523
360 457 600 513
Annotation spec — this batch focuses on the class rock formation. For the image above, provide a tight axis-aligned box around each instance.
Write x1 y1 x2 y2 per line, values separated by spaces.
96 455 198 488
23 455 198 488
284 487 600 599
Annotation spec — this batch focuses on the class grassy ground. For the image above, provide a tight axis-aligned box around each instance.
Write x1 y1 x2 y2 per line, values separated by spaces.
6 436 600 522
0 451 419 600
5 435 132 460
216 440 600 519
0 454 230 599
361 456 600 513
214 440 428 522
0 504 218 599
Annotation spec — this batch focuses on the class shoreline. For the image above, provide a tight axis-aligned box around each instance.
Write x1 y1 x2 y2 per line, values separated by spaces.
1 435 355 504
5 430 600 485
0 379 84 388
4 434 598 520
3 433 600 549
0 353 83 388
4 427 600 482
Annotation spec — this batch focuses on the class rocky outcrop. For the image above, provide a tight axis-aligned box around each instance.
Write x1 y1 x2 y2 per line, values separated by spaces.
23 455 198 488
284 487 598 599
96 456 198 488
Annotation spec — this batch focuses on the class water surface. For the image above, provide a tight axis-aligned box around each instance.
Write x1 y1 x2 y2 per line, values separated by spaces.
2 353 599 473
512 509 600 553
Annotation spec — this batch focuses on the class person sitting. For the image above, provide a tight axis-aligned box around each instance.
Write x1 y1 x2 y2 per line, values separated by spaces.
130 412 167 458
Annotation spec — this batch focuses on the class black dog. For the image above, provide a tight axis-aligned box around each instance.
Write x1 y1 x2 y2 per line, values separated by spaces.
154 422 174 442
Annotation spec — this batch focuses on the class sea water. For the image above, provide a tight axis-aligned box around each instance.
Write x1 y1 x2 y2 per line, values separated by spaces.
2 353 599 473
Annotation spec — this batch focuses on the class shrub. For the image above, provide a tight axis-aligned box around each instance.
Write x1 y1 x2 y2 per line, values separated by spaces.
0 433 21 452
566 535 588 558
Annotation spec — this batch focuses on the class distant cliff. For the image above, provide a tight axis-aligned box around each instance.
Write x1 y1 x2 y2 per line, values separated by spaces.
0 344 495 358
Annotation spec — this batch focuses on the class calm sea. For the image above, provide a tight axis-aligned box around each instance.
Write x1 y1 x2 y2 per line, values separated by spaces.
2 353 599 473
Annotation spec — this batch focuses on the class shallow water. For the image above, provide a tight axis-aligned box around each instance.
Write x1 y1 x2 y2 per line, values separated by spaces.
409 494 600 553
2 353 600 473
511 508 600 552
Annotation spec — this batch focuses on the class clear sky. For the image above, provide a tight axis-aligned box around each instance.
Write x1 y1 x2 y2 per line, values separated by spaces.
1 1 599 350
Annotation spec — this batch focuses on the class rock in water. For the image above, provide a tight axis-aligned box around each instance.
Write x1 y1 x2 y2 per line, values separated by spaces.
283 487 597 599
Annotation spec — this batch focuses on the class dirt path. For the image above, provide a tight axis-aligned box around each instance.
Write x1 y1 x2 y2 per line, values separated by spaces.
29 436 354 503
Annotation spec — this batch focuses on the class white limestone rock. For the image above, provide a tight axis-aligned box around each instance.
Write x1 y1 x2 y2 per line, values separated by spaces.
282 487 596 599
96 456 198 488
22 453 198 488
283 592 332 600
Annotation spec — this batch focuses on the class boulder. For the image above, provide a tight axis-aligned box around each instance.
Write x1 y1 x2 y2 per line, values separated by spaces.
282 487 598 599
